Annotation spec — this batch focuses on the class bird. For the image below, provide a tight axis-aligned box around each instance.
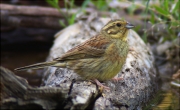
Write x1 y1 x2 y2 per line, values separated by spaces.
15 19 134 89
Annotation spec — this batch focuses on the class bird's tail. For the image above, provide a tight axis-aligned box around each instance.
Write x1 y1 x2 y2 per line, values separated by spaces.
14 61 61 71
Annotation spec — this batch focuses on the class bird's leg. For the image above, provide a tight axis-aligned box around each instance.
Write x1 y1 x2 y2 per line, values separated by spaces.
111 75 124 82
94 79 110 90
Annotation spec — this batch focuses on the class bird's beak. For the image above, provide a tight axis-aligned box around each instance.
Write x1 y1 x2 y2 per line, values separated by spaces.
126 22 134 29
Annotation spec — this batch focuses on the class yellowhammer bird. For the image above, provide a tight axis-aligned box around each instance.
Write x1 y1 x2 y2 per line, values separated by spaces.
15 19 134 89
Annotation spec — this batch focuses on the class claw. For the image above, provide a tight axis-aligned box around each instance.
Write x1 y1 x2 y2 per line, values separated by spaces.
94 79 110 90
111 76 123 82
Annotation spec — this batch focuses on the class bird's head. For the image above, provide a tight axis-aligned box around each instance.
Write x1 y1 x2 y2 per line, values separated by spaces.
101 19 134 41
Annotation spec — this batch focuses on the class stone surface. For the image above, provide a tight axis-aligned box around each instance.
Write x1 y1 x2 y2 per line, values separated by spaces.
42 17 158 109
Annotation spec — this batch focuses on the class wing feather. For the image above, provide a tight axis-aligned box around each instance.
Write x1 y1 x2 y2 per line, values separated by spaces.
55 35 111 61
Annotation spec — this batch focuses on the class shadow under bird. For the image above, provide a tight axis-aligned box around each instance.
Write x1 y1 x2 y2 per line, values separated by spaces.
15 19 134 89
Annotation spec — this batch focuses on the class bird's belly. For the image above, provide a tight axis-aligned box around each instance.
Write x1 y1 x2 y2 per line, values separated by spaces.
67 57 124 81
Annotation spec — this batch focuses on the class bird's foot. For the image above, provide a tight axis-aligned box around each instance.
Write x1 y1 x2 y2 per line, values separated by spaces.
111 76 123 82
94 79 110 90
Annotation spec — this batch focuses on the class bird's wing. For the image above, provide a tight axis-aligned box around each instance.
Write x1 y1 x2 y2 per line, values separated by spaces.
54 35 111 61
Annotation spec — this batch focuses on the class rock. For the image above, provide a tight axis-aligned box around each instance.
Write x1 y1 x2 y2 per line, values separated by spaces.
42 17 158 109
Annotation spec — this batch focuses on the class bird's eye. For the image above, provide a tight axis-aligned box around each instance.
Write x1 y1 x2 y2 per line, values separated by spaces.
116 23 121 27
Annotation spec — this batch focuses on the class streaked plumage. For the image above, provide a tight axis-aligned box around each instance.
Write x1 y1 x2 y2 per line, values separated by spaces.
15 19 134 89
